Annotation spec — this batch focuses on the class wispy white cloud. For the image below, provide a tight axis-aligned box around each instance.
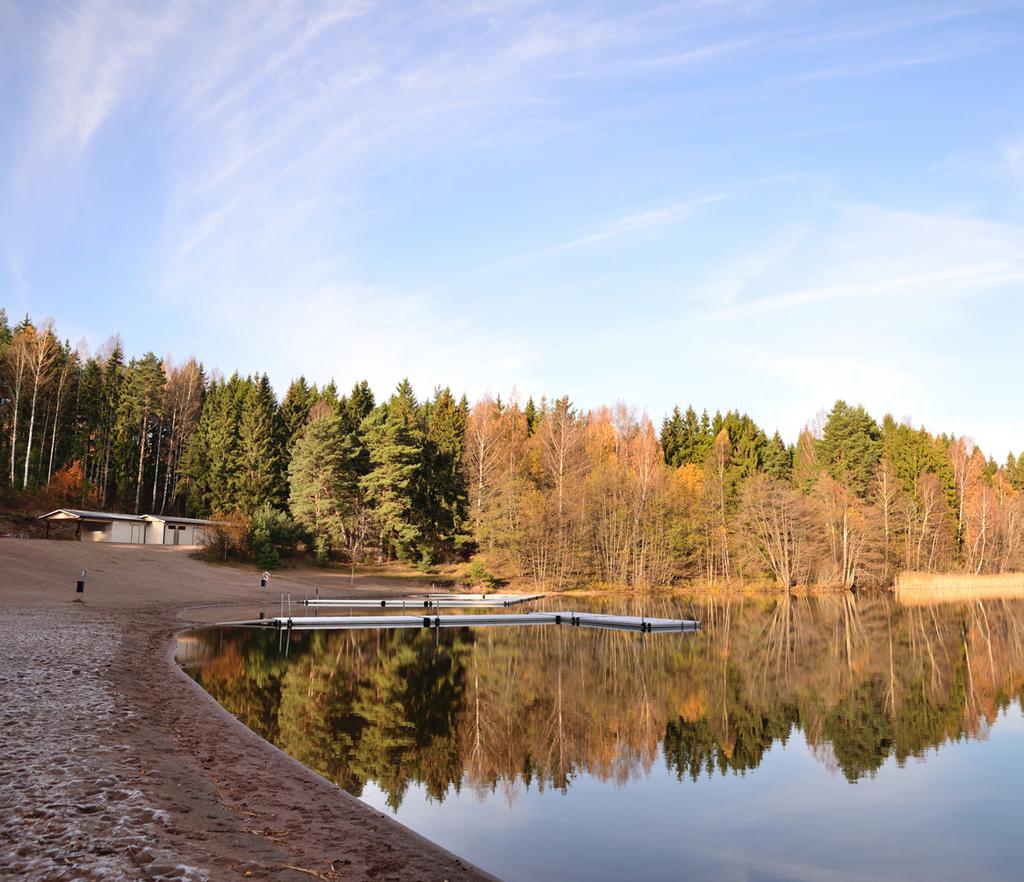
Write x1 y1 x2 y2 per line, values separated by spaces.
543 194 727 252
486 195 727 269
707 206 1024 320
1000 133 1024 193
20 0 184 171
790 5 1011 47
636 38 759 69
695 230 805 307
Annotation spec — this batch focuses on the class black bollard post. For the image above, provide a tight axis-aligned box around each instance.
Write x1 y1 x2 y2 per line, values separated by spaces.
75 568 86 598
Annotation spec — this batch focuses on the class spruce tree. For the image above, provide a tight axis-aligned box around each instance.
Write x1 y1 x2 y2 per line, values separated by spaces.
1010 452 1024 491
337 380 375 437
97 343 125 504
234 374 284 514
289 409 346 563
361 380 426 562
721 411 767 481
660 406 684 466
524 397 539 435
184 374 246 514
762 432 793 480
75 357 104 492
422 387 470 558
336 380 376 514
278 377 314 452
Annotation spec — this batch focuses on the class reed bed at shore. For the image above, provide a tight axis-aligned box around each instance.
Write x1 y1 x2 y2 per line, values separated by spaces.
896 571 1024 605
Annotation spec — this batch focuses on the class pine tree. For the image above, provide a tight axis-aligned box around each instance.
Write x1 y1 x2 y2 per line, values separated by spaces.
113 353 165 512
818 400 882 496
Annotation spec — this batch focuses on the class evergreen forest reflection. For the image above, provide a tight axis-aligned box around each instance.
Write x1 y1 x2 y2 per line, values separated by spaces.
182 595 1024 812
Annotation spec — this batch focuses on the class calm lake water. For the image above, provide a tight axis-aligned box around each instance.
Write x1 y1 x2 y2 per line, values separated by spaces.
179 595 1024 882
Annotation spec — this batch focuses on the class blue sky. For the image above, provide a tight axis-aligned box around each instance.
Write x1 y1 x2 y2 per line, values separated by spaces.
2 1 1023 457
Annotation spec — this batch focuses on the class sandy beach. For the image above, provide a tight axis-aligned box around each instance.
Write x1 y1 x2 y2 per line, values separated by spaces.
0 539 497 882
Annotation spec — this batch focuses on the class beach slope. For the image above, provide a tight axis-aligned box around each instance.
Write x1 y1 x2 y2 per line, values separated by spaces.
0 539 496 882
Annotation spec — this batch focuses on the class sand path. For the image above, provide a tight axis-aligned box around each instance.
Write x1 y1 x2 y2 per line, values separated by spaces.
0 539 497 882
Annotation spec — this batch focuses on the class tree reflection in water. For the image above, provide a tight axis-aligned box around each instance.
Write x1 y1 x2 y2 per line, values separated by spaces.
184 595 1024 809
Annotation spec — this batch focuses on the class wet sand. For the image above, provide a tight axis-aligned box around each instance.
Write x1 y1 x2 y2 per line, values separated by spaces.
0 539 497 882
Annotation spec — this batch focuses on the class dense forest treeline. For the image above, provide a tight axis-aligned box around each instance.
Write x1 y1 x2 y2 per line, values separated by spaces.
2 309 1023 588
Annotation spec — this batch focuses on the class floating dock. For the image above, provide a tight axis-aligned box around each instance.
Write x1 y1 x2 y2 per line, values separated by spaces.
225 610 699 634
302 593 545 609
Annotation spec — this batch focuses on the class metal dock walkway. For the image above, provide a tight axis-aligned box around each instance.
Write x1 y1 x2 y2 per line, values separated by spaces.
226 610 699 633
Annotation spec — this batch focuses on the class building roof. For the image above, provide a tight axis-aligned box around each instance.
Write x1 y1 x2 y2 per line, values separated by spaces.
143 515 220 526
38 509 220 525
38 509 146 522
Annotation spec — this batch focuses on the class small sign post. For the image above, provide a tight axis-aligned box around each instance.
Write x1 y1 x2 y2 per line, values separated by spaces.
75 568 86 600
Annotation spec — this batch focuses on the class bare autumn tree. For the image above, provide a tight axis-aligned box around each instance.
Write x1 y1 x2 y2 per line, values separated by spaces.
964 478 996 573
871 457 902 582
4 322 32 484
702 429 732 582
815 473 868 589
465 396 504 522
45 342 79 486
901 473 952 572
949 437 982 554
466 395 531 570
992 472 1024 572
585 406 630 585
625 416 664 586
159 358 204 513
534 397 586 588
736 473 810 588
21 321 61 488
537 396 583 519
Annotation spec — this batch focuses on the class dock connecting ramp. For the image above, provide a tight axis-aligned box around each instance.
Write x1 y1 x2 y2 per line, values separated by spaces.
302 593 546 609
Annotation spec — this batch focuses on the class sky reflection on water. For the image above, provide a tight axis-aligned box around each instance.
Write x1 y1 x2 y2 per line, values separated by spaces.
182 594 1024 881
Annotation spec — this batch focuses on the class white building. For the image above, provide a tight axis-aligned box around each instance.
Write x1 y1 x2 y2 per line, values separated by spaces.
143 514 216 546
38 509 219 546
